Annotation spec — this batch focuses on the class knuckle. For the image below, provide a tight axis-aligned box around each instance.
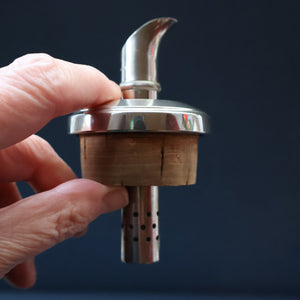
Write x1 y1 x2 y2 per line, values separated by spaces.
11 53 56 67
9 53 65 116
14 53 57 78
10 54 58 82
53 205 89 243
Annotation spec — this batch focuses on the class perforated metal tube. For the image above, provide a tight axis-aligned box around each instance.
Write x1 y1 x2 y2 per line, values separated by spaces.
121 186 159 263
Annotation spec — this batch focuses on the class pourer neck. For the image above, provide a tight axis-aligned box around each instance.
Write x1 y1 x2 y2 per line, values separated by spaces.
120 17 177 100
121 87 158 100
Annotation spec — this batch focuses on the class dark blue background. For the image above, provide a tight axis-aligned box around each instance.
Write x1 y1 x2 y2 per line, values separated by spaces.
0 0 300 296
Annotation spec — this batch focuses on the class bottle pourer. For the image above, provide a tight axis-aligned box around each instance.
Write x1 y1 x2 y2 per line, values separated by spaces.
69 17 209 264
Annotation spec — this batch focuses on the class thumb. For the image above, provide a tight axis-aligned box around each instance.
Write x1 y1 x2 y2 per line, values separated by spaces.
0 179 128 278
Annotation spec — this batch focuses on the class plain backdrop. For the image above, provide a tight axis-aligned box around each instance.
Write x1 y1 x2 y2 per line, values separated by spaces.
0 0 300 296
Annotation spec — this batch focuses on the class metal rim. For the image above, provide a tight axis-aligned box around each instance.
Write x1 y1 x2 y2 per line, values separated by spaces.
69 99 209 134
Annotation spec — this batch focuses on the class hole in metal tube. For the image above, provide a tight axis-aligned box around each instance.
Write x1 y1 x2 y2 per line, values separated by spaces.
152 224 156 229
146 237 151 242
133 212 138 217
156 235 160 240
133 237 138 242
147 212 151 217
141 225 146 230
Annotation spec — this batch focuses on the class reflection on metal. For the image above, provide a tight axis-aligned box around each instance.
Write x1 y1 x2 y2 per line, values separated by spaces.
69 99 209 134
183 114 195 131
130 116 146 130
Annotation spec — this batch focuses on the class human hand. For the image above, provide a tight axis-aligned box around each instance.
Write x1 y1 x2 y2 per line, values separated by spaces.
0 54 128 288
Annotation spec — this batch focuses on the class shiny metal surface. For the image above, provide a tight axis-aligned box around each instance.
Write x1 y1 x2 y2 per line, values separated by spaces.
120 17 177 96
69 99 209 134
69 18 209 265
122 88 157 99
118 18 174 264
121 186 159 264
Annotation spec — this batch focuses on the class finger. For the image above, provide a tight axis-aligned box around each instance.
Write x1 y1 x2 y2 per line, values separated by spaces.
0 179 128 279
0 182 21 208
0 53 121 149
5 258 36 289
0 134 76 287
0 135 76 192
0 183 37 288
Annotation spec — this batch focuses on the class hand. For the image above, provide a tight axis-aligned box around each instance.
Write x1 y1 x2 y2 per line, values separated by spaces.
0 54 128 288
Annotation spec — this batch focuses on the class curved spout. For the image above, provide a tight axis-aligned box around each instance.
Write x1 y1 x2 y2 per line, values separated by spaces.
120 17 177 98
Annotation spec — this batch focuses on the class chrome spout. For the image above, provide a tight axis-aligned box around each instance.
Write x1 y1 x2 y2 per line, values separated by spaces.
120 17 177 99
120 17 176 264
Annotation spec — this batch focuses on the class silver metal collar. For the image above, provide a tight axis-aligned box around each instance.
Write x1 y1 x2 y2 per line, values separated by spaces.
69 99 209 134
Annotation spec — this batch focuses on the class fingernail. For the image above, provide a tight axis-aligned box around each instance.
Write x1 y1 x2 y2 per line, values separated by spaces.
103 187 129 211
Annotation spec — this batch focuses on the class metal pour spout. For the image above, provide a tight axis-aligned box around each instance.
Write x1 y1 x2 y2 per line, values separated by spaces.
120 17 177 99
68 17 209 266
120 17 176 264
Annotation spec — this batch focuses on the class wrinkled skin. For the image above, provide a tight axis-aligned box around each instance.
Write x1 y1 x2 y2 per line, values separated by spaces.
0 54 128 288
